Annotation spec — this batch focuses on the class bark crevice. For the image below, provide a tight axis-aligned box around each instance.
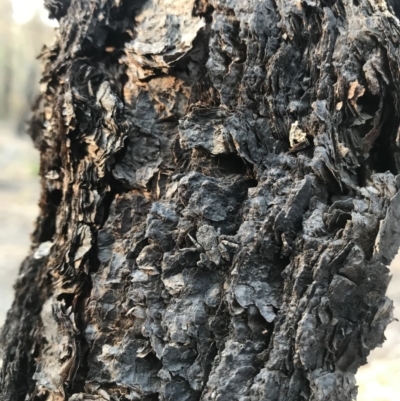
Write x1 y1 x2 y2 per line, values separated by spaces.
2 0 400 400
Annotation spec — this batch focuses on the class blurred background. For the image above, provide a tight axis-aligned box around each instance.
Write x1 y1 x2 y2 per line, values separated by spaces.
0 1 399 400
0 0 52 326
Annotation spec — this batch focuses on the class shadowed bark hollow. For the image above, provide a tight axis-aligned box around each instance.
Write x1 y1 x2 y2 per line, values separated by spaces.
2 0 400 400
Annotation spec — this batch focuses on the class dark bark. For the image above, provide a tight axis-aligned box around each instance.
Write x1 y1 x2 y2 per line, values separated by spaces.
2 0 400 400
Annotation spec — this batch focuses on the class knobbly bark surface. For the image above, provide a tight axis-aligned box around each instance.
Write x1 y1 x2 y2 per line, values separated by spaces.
2 0 400 400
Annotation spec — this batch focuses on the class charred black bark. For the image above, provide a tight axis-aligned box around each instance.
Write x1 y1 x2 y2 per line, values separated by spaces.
2 1 400 400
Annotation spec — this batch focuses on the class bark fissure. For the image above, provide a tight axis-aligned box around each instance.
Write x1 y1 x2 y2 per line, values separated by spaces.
2 0 400 400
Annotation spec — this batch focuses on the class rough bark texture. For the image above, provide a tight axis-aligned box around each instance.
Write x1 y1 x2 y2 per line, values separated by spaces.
2 0 400 400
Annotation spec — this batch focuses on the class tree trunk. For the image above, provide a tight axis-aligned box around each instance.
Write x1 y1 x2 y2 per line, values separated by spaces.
2 0 400 400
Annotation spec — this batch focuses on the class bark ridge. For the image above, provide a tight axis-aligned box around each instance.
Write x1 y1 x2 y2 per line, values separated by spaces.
2 0 400 400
